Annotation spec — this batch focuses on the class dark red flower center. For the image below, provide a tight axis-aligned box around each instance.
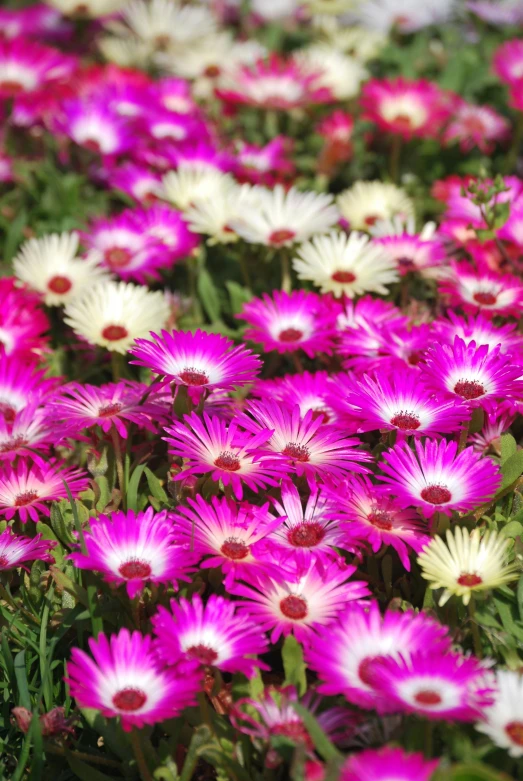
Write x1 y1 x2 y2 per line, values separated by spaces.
0 554 10 568
0 404 16 423
282 442 310 462
112 687 147 711
473 291 497 306
408 351 422 366
414 689 442 706
269 229 296 246
204 65 221 78
105 247 132 269
15 490 39 507
83 138 102 153
506 721 523 746
0 80 24 94
397 256 415 269
48 275 72 294
280 594 308 620
389 412 421 430
214 451 241 471
271 721 311 747
102 325 129 342
178 368 209 386
364 215 379 227
457 572 483 587
367 511 393 531
358 655 388 687
393 113 415 131
453 379 485 400
118 559 152 579
220 537 249 560
278 328 303 343
420 485 451 505
288 521 325 548
311 408 330 424
331 270 356 283
463 116 486 134
98 402 123 418
0 435 27 453
186 644 219 665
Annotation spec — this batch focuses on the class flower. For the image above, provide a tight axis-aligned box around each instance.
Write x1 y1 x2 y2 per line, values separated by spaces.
253 371 339 424
340 747 439 781
434 312 523 356
476 670 523 757
378 439 501 518
469 410 515 453
293 231 398 298
337 181 414 231
238 290 337 358
0 357 58 423
443 101 510 153
230 560 370 643
493 39 523 86
63 280 170 354
165 412 288 499
130 329 261 392
13 232 109 306
361 78 451 140
0 37 75 96
106 163 161 205
0 459 89 523
352 0 456 33
66 629 201 731
438 263 523 317
305 601 450 710
184 182 255 245
374 229 446 278
230 185 339 248
47 0 126 16
121 0 216 48
234 137 295 186
0 528 56 570
57 100 132 156
0 279 49 360
418 526 519 606
152 594 269 676
0 405 57 462
133 204 199 265
470 0 523 25
158 167 235 211
293 46 368 101
68 508 196 599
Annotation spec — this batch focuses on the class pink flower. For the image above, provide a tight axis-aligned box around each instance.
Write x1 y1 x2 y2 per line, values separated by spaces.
66 629 201 731
493 39 523 86
0 356 59 423
0 405 57 462
253 371 340 425
340 747 439 781
152 593 269 677
469 409 516 453
57 100 132 156
374 231 447 277
0 37 75 97
443 100 510 153
438 263 523 317
0 278 49 360
360 78 451 139
434 311 523 356
0 528 56 570
132 204 199 265
106 163 161 205
234 136 295 186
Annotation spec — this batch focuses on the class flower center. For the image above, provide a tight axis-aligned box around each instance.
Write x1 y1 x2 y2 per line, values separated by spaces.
288 522 325 548
0 404 15 423
118 559 152 579
408 351 422 366
389 412 421 430
457 572 483 587
271 721 311 746
0 554 9 568
473 291 497 306
0 80 24 94
47 275 73 294
105 247 132 269
220 537 249 560
393 113 415 131
278 328 303 343
397 256 415 269
364 214 379 226
112 687 147 712
331 270 356 283
414 689 443 706
282 442 310 462
83 139 102 153
358 655 388 687
204 64 221 78
279 595 308 620
269 228 296 246
98 402 123 417
15 490 39 507
453 379 485 400
214 451 241 471
420 485 452 505
186 644 219 665
0 435 28 453
367 511 393 531
506 721 523 746
102 325 129 342
178 368 209 386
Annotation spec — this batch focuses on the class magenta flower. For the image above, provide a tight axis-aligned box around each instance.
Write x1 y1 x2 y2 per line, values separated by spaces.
375 231 446 277
0 356 58 423
443 100 510 153
438 263 523 317
106 163 162 206
164 412 288 499
57 100 132 156
340 747 439 781
133 204 199 265
66 629 201 731
493 39 523 86
305 601 450 711
152 594 269 677
239 290 336 358
0 37 75 97
0 528 56 570
434 311 523 356
469 409 515 453
378 439 501 518
234 137 295 186
253 371 340 424
0 278 49 361
0 459 89 523
68 508 197 599
0 405 57 463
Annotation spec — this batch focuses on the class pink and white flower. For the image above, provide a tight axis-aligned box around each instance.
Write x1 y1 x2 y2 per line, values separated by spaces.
58 100 132 156
493 39 523 86
476 670 523 757
438 263 523 317
340 747 439 781
253 371 340 425
0 37 75 97
0 278 49 360
360 78 451 139
0 357 58 423
433 312 523 357
0 528 56 570
0 405 57 462
443 100 510 153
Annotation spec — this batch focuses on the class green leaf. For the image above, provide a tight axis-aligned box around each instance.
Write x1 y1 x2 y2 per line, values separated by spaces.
65 752 118 781
127 464 146 512
144 467 169 503
3 208 27 262
517 573 523 623
282 635 307 696
226 281 252 315
500 433 517 465
94 476 111 513
500 450 523 490
35 522 63 565
500 520 523 539
14 650 31 710
79 708 130 760
290 703 343 764
435 763 514 780
197 268 221 322
494 596 523 642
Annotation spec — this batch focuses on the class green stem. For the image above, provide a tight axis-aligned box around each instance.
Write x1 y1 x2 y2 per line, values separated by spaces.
468 599 483 658
389 134 402 184
110 351 124 382
424 720 433 758
238 252 252 290
131 728 154 781
457 419 471 453
281 251 292 293
198 691 215 735
111 427 126 508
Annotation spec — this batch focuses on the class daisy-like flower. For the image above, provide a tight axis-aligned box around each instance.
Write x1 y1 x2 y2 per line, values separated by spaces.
351 0 456 33
121 0 217 49
230 560 370 643
372 651 494 720
57 100 132 156
0 278 49 360
63 281 170 354
337 181 414 231
83 212 160 283
158 167 235 211
172 495 285 586
48 0 126 17
238 290 337 358
438 263 523 318
0 357 58 423
239 401 371 485
293 46 368 101
293 231 398 298
0 405 57 462
0 459 89 523
340 747 439 781
152 594 269 677
374 229 447 278
378 439 501 518
434 312 523 357
469 0 523 25
164 412 288 500
328 476 429 570
305 601 450 711
230 185 339 248
13 232 109 307
234 137 295 187
184 183 255 245
68 508 197 599
443 100 510 153
339 371 470 437
107 163 162 205
418 526 519 606
134 204 199 265
131 329 260 393
66 629 201 731
476 670 523 757
421 337 523 412
361 78 451 140
493 39 523 86
0 528 56 570
469 409 515 453
254 371 339 425
48 381 161 438
0 37 75 97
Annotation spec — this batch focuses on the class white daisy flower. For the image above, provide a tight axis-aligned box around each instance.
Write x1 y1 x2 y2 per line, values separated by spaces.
351 0 456 34
47 0 126 17
313 20 387 62
158 167 235 212
121 0 216 49
293 230 398 297
476 670 523 757
337 181 414 231
251 0 302 20
293 45 368 100
160 32 266 82
63 280 170 354
98 35 153 68
185 183 257 245
13 232 110 307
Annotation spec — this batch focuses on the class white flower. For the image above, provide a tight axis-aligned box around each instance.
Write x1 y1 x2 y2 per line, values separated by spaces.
313 20 387 62
13 232 110 307
293 46 368 100
160 32 266 82
337 181 414 231
63 281 170 354
293 230 398 297
417 527 519 607
476 670 523 757
251 0 302 20
158 167 236 212
369 215 437 239
98 35 153 67
47 0 126 17
229 185 340 247
185 183 256 245
351 0 456 33
121 0 216 48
